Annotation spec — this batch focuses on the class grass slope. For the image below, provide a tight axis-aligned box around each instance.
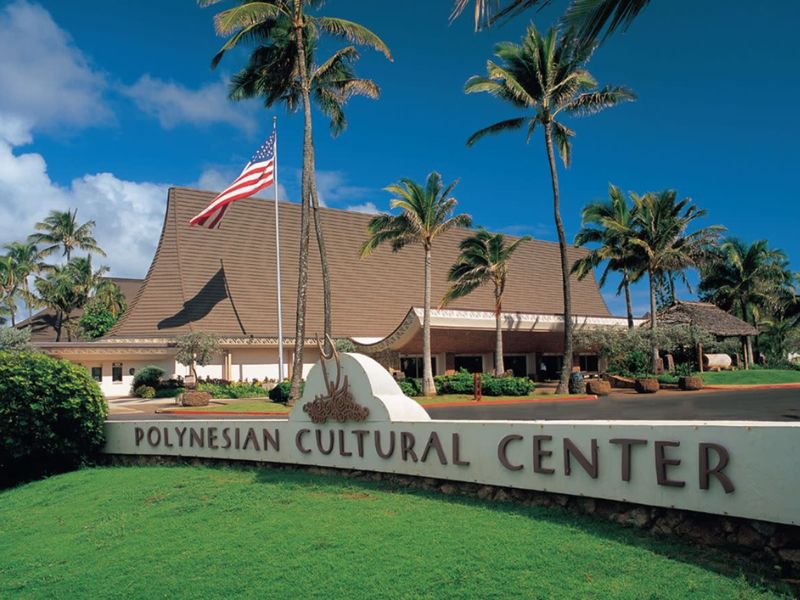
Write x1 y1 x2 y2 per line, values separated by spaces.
0 466 789 599
700 369 800 385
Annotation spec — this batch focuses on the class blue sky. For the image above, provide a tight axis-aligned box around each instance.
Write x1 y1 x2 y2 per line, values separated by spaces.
0 0 798 317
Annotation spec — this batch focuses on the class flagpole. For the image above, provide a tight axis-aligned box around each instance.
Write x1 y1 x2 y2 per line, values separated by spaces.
273 115 285 381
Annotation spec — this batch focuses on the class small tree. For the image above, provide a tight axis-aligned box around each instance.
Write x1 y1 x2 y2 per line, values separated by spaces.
79 302 118 340
175 332 221 380
0 327 31 351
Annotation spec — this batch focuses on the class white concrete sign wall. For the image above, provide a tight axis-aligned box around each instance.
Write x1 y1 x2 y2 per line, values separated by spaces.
104 353 800 526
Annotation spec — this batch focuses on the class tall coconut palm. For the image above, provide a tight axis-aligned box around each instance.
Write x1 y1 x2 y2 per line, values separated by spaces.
360 172 472 396
35 257 108 341
441 229 529 375
465 24 634 393
572 184 637 328
203 0 391 403
452 0 650 42
92 279 128 317
625 190 722 373
29 209 105 261
5 240 46 321
700 238 792 367
0 255 20 326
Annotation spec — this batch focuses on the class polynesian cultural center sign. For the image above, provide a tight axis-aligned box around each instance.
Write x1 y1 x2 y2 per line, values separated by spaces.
104 352 800 526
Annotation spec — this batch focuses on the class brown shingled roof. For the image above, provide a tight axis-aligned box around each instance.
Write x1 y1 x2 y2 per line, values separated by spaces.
109 187 611 339
656 301 758 337
17 277 143 342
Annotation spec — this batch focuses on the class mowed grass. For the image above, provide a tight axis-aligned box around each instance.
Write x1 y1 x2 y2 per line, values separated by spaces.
701 369 800 385
0 466 789 599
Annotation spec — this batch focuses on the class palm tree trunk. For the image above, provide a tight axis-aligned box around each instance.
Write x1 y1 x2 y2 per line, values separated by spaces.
623 270 634 329
310 187 332 353
494 291 504 376
422 245 435 396
544 122 573 394
668 271 676 303
740 300 752 370
55 310 63 342
648 267 659 373
289 7 313 405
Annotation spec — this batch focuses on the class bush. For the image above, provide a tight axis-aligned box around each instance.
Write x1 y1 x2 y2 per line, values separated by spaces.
0 327 31 351
481 375 535 396
197 381 268 399
617 350 650 378
134 385 156 399
269 380 304 403
398 378 421 397
154 387 184 398
434 370 475 394
132 365 164 391
0 351 107 487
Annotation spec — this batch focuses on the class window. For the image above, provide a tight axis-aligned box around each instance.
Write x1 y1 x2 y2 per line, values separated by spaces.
400 356 437 379
91 366 102 382
579 355 599 372
454 355 483 374
502 355 528 377
537 355 563 381
112 363 123 382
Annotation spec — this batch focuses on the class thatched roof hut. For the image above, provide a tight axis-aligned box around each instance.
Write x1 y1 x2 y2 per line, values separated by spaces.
655 301 757 337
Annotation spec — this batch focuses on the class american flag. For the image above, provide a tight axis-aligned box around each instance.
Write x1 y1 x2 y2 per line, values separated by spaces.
189 129 277 229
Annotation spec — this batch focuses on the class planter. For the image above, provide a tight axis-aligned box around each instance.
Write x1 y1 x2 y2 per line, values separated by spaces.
179 391 211 407
679 376 703 391
586 379 611 396
634 378 659 394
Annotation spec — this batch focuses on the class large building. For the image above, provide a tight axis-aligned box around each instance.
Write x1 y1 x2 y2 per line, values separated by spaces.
38 187 634 396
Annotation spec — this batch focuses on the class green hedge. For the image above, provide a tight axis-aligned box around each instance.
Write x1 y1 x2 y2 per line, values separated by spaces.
132 365 165 391
0 351 107 487
393 370 534 397
269 380 304 404
197 382 268 399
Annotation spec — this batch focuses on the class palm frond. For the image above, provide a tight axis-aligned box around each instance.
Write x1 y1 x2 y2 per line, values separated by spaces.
314 17 392 60
466 117 526 147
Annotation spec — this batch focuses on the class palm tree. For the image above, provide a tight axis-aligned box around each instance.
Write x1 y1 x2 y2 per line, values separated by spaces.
29 209 105 261
360 172 472 396
625 190 722 373
35 257 108 341
451 0 650 42
203 0 391 403
5 240 46 321
0 255 20 326
700 238 792 367
572 184 637 328
92 279 128 317
441 229 529 375
465 24 634 393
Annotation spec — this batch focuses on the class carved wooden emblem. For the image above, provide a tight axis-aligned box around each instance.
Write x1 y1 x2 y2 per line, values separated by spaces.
302 336 369 424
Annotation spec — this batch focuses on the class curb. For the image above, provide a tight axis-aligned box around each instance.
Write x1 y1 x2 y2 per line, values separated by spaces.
704 383 800 391
156 409 290 417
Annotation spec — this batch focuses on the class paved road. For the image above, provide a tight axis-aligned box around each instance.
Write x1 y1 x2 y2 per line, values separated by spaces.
107 387 800 422
426 387 800 422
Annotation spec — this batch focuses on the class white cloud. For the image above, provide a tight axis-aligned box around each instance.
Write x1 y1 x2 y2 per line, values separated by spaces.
314 170 373 207
122 75 257 133
344 202 379 215
0 137 167 278
0 0 111 139
495 222 553 239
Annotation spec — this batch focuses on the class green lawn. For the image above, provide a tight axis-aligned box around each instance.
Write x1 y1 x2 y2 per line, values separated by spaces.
169 399 290 413
0 466 789 599
700 369 800 386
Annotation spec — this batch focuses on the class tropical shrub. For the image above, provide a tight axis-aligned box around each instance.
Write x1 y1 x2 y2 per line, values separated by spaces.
434 370 476 394
155 387 184 398
0 351 107 487
134 385 156 399
0 327 31 351
269 380 304 403
132 365 165 391
482 376 535 396
79 302 118 340
398 378 421 397
197 381 268 399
